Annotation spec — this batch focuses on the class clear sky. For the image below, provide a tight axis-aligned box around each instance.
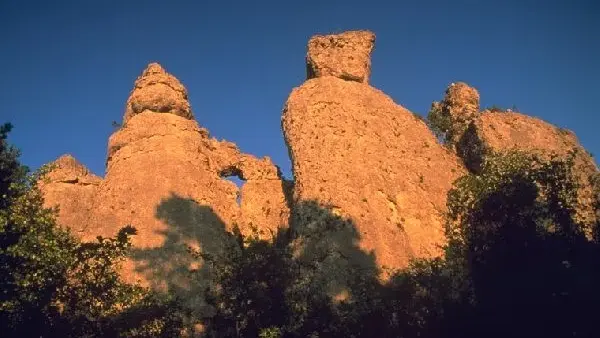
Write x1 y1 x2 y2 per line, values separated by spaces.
1 0 598 179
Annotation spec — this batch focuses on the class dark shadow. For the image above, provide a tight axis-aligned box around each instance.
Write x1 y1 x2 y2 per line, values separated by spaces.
129 192 391 337
284 201 386 337
129 193 237 326
452 173 600 338
388 153 600 338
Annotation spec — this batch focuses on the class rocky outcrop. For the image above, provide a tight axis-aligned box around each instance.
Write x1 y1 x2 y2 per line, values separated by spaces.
39 154 101 235
429 82 480 146
41 63 289 287
39 30 598 289
306 30 375 83
428 82 599 234
123 63 193 125
457 110 599 232
283 31 466 276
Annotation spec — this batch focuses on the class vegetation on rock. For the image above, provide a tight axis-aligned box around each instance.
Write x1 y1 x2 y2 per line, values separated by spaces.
2 115 599 337
0 123 182 337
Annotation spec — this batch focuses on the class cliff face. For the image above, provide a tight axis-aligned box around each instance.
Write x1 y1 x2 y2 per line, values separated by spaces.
39 30 598 287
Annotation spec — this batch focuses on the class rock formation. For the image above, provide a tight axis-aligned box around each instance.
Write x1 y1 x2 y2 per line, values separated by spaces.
38 154 101 235
123 63 193 124
39 29 598 290
432 82 599 235
41 64 290 287
282 30 466 276
429 82 481 146
306 30 375 83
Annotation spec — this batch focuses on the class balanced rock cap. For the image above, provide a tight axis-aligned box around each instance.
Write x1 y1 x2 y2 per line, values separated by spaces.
123 62 194 124
306 30 376 83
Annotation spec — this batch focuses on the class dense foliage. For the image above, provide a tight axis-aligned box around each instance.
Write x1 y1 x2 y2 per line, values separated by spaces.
1 122 598 337
184 150 599 337
426 102 453 143
0 123 182 337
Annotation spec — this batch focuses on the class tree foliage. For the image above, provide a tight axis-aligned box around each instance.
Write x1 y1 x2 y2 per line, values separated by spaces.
426 102 453 143
0 124 182 337
193 151 600 337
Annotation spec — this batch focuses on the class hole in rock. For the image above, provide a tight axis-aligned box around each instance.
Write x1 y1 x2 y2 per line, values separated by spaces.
219 166 246 206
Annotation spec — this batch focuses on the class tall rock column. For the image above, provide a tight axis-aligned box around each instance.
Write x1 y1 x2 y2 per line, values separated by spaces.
282 31 466 278
91 63 289 288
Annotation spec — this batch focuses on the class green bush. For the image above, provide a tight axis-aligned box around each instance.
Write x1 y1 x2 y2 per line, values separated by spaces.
0 123 182 337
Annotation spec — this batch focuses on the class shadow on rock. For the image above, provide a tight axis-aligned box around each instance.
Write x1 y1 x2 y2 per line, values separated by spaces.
126 153 600 338
128 193 235 324
129 193 389 337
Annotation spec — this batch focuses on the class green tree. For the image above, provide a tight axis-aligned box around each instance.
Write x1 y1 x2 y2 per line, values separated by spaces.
0 123 183 337
406 151 600 338
426 102 453 143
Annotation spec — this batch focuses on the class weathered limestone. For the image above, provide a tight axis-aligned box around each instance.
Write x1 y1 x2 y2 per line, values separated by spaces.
430 82 481 146
38 30 599 292
123 63 193 124
457 111 599 233
41 63 290 288
428 81 599 235
283 32 466 277
306 30 375 83
39 154 101 235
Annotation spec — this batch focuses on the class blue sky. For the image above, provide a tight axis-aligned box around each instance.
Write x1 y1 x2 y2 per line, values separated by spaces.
1 0 598 179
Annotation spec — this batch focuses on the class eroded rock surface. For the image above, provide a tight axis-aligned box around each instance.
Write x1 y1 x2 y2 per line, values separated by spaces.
123 62 193 124
427 80 599 234
39 154 101 235
457 111 599 231
38 31 599 296
430 82 480 146
306 30 375 83
283 33 466 276
40 63 289 289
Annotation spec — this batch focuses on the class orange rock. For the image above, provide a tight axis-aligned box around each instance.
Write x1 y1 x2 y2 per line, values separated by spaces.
39 154 101 235
38 31 599 293
282 70 466 276
40 63 290 288
457 110 599 232
306 30 375 83
123 62 193 125
429 81 599 234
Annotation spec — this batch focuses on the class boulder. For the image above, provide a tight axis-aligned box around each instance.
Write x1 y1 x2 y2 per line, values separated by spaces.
123 62 193 124
306 30 375 83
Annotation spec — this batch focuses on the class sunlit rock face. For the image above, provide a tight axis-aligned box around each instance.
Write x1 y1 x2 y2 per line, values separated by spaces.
41 63 290 290
283 31 466 278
